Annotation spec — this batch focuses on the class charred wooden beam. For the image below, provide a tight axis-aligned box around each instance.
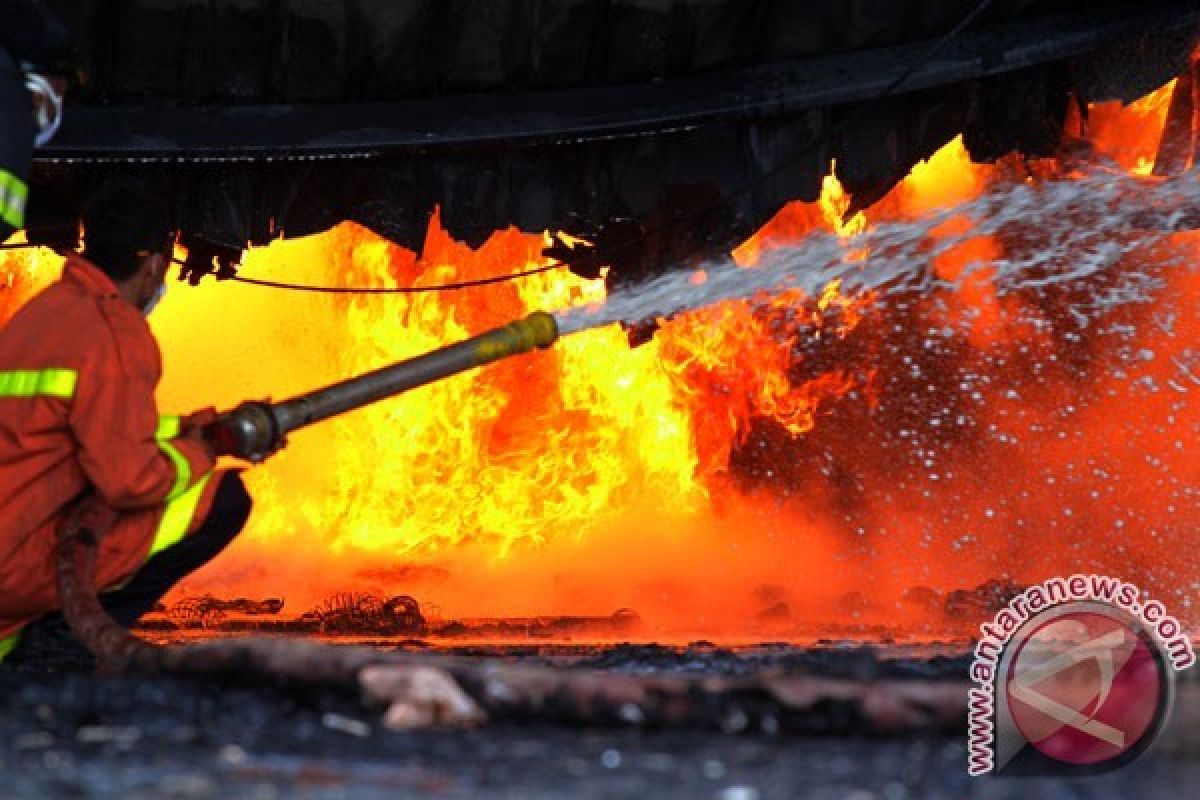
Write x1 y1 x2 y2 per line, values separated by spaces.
1154 61 1199 176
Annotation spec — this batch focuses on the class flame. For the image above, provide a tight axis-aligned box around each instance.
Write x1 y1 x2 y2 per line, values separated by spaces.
1083 79 1180 175
1 75 1196 640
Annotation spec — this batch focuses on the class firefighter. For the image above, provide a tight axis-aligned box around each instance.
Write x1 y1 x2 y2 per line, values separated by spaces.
0 182 254 666
1 0 72 241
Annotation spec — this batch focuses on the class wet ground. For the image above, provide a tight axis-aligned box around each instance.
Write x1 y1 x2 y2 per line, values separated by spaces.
2 644 1197 799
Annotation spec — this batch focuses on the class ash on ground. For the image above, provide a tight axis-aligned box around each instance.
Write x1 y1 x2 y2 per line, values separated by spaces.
3 642 1197 799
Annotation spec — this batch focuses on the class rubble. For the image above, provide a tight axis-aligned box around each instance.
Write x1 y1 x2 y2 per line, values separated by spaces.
360 666 487 731
54 513 970 735
943 579 1024 619
6 666 1189 800
164 595 285 628
132 578 1040 639
299 593 426 635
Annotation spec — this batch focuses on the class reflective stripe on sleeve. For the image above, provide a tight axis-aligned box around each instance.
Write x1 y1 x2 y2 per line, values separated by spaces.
155 415 181 440
157 416 190 502
148 471 213 558
0 170 28 230
157 438 193 503
0 368 77 398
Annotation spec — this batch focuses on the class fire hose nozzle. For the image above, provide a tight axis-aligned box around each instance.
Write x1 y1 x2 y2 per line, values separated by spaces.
473 311 559 360
207 401 281 463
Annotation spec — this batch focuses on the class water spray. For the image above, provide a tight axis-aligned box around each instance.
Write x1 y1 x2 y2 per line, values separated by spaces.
557 168 1200 336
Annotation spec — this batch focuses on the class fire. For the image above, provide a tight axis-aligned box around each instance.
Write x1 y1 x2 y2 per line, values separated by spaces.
1 76 1196 640
1082 79 1181 174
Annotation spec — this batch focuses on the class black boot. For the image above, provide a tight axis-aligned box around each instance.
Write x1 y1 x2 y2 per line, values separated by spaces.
1 614 95 672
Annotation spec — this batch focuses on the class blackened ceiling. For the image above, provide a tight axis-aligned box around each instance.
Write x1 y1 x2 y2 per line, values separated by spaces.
25 0 1200 281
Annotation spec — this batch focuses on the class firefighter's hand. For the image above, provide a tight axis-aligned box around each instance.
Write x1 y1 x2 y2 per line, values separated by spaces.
181 407 218 432
200 405 287 462
200 419 242 459
161 408 216 460
178 408 219 459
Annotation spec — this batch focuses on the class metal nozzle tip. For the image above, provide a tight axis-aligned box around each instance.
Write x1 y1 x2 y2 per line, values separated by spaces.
524 311 559 348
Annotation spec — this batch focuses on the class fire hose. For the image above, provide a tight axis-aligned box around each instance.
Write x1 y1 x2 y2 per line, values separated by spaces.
55 311 560 669
207 311 558 461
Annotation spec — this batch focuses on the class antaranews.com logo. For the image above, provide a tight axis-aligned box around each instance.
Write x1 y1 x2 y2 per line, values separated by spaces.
967 574 1195 776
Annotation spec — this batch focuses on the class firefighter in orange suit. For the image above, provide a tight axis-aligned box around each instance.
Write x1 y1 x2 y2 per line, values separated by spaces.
0 182 252 665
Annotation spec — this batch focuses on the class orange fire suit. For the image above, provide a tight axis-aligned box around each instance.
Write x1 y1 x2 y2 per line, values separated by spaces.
0 254 219 658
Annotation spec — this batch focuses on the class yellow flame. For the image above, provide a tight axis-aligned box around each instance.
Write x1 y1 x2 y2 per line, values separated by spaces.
0 78 1185 630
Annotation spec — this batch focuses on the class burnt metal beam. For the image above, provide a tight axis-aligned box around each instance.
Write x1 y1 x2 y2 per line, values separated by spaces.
38 2 1200 163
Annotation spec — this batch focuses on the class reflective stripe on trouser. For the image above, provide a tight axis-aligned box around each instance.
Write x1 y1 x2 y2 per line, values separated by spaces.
148 471 213 558
0 368 77 398
0 170 28 230
0 632 18 663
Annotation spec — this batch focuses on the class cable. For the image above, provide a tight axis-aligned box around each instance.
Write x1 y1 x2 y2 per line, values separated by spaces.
227 262 563 294
0 244 565 292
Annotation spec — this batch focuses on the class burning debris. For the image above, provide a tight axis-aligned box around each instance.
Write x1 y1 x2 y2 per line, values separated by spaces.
943 580 1025 619
896 580 1027 621
164 595 285 628
300 593 426 636
433 609 644 641
39 513 971 744
141 592 645 641
143 593 426 635
135 578 1024 641
53 519 974 737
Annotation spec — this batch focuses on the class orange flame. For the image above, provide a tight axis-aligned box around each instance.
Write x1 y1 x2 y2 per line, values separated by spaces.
1 76 1195 640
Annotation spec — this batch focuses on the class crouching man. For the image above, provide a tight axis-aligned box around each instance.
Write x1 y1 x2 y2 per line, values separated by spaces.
0 182 253 665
